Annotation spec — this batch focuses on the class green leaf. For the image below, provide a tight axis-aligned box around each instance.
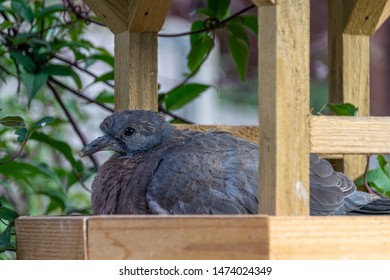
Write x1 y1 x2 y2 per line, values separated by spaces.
37 4 64 18
9 51 36 73
0 207 19 222
11 0 34 23
15 127 28 142
32 116 54 130
241 15 258 35
40 64 73 76
228 35 249 83
190 20 207 47
187 36 213 72
327 103 358 116
377 155 390 178
30 132 83 172
0 116 25 127
208 0 230 19
37 189 66 213
196 8 215 17
95 90 114 104
0 226 11 252
164 83 210 111
89 53 114 67
227 21 250 47
95 71 114 83
21 72 48 107
0 160 55 184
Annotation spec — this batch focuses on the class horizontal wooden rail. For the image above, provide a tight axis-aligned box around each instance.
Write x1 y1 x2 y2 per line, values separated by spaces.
176 116 390 154
310 116 390 154
15 215 390 260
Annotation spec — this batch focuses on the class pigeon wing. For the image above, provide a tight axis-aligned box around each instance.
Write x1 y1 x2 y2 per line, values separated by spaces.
146 131 259 214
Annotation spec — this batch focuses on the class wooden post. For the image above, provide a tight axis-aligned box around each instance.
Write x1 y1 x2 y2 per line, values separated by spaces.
328 0 390 180
254 0 310 215
83 0 172 111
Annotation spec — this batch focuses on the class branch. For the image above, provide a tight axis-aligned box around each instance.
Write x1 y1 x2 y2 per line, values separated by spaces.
49 78 114 113
158 106 194 124
47 81 100 169
53 54 114 88
158 4 256 37
0 139 28 165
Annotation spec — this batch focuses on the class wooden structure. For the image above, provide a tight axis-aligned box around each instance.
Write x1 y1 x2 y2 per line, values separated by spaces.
15 0 390 259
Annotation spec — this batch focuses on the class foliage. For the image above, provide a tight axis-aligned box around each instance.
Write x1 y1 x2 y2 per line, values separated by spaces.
328 103 390 198
0 0 257 258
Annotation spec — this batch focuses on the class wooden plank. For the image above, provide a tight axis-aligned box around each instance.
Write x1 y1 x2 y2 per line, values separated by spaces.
257 0 310 215
344 0 390 35
15 216 87 260
86 216 268 260
174 125 259 144
178 117 390 155
269 216 390 259
311 116 390 154
127 0 172 32
115 32 158 111
328 0 370 180
83 0 128 34
15 216 390 259
83 0 172 34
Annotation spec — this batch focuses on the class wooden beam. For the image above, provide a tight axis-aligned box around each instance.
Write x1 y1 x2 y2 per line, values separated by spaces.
15 216 87 260
114 32 158 111
177 117 390 155
328 0 370 180
16 215 390 260
344 0 390 35
83 0 172 34
127 0 172 32
257 0 310 215
84 1 172 111
311 116 390 154
174 125 259 144
268 216 390 259
83 0 128 34
87 216 268 259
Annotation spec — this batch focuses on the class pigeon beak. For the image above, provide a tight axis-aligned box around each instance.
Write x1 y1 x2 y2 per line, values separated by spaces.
79 135 121 157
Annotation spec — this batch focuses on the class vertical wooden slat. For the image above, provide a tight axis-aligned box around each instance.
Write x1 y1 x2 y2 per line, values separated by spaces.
84 0 172 111
256 0 310 215
328 0 370 180
114 32 158 111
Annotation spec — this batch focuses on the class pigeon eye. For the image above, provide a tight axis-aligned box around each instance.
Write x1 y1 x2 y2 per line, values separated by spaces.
124 127 135 137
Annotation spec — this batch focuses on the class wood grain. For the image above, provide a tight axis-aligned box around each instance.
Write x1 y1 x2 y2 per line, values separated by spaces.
83 0 128 34
269 216 390 259
174 125 259 144
311 116 390 154
127 0 172 32
257 0 310 215
16 216 390 259
84 0 172 34
328 0 370 180
344 0 390 35
15 216 87 260
115 32 158 111
87 216 268 260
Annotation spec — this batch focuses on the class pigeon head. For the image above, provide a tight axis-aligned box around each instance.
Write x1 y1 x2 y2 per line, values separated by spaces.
79 110 174 157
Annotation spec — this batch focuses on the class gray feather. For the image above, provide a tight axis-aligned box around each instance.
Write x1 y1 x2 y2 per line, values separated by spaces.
84 110 390 216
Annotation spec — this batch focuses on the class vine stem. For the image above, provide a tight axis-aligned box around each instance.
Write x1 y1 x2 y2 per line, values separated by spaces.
47 82 100 169
49 77 114 113
158 4 256 37
53 54 114 88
